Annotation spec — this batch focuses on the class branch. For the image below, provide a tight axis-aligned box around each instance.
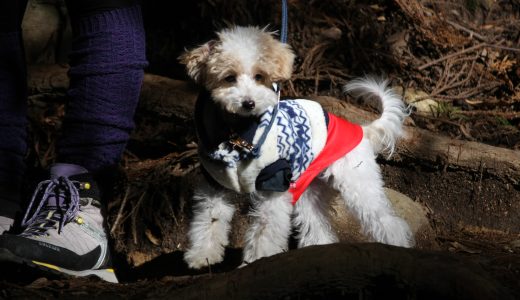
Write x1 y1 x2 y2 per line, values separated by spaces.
418 43 486 70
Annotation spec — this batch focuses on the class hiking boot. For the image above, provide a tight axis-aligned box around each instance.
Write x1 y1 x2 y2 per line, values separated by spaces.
0 163 117 283
0 187 21 235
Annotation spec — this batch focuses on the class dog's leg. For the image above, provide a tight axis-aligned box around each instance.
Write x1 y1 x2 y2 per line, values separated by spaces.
184 177 236 269
293 179 339 247
242 191 293 265
323 139 414 247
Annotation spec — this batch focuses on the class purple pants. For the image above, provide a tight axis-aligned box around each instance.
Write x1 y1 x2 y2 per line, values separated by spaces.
0 2 148 189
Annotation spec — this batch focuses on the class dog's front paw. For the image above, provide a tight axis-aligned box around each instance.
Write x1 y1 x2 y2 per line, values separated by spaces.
184 247 225 269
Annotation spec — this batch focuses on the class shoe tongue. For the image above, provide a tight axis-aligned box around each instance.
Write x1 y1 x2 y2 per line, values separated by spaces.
46 164 88 207
50 163 88 179
46 196 64 208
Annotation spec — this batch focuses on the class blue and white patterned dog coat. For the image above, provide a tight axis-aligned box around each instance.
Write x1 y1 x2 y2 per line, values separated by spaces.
195 90 363 200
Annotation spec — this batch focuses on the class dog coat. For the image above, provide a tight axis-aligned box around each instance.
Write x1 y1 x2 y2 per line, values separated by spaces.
195 90 363 204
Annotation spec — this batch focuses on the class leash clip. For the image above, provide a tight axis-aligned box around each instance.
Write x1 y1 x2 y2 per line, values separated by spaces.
228 134 254 153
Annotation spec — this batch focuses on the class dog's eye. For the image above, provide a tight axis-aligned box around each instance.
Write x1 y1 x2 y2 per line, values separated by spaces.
224 75 236 83
254 74 263 81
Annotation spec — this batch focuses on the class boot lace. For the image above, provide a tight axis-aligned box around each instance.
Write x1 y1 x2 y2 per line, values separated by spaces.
21 177 81 237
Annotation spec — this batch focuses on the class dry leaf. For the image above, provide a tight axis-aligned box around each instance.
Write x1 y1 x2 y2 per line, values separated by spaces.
145 228 161 246
370 4 383 11
395 87 439 116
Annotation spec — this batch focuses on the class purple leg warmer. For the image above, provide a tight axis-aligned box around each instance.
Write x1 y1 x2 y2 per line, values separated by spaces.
57 5 148 173
0 31 28 188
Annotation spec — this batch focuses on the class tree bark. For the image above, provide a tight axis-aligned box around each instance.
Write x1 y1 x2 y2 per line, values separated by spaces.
28 65 519 184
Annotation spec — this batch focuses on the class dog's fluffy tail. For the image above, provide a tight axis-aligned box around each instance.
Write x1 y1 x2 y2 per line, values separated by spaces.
343 77 409 156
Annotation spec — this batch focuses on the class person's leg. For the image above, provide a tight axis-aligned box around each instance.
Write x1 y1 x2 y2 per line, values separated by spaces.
0 0 29 235
57 0 147 172
0 0 147 283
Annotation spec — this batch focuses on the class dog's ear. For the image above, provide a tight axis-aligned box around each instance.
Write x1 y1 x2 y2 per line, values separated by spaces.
178 40 216 83
266 41 295 82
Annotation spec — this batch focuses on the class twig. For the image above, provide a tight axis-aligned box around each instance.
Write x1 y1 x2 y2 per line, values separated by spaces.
431 82 501 100
486 44 520 53
110 185 131 235
287 79 297 97
456 110 520 119
445 20 488 42
430 57 478 97
414 114 462 127
131 190 148 245
419 38 520 71
314 67 320 95
418 43 486 70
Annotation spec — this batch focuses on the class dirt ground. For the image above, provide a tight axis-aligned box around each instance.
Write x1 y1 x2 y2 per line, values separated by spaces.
1 0 519 298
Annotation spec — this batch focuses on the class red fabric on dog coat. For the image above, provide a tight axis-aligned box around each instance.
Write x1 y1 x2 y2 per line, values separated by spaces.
289 113 363 204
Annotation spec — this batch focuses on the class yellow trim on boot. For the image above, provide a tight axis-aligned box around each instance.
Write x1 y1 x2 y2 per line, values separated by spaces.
33 261 114 273
32 260 61 271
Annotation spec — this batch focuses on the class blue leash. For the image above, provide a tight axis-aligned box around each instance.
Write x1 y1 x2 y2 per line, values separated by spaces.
248 0 289 158
280 0 288 44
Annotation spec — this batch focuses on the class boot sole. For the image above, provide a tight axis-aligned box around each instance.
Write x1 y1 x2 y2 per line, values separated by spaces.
0 248 118 283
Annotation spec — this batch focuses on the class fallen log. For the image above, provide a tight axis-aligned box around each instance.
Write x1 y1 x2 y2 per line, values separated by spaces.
314 96 520 184
3 243 508 300
155 243 514 300
27 65 520 185
134 72 520 185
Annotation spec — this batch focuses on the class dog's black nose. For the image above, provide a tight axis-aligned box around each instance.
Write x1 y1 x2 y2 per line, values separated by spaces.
242 99 255 110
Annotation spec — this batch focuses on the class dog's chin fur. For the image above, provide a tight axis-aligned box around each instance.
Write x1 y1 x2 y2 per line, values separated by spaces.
181 26 414 269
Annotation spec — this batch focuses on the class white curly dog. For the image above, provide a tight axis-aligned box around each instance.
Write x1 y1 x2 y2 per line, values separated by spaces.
180 26 414 269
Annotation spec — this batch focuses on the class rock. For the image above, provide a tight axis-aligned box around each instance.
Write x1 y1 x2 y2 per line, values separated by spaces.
385 188 430 235
229 187 436 251
395 86 439 116
330 188 435 248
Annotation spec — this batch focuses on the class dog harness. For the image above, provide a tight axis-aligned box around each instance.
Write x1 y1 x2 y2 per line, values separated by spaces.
195 90 363 204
